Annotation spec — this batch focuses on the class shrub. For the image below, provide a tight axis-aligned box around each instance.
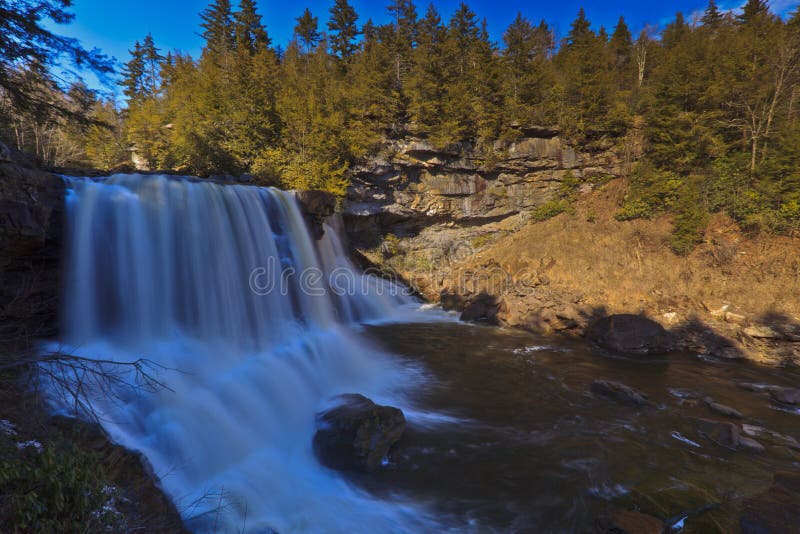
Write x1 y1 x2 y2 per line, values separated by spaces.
530 199 569 222
0 438 123 533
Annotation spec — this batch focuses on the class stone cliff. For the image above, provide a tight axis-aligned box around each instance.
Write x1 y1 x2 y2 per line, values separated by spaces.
0 160 65 348
342 133 800 367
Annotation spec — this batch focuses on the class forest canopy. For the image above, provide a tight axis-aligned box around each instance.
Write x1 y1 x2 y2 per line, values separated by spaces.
1 0 799 249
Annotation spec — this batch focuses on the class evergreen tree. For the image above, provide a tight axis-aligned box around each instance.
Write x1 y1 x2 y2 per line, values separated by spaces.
387 0 418 87
701 0 723 26
328 0 359 63
200 0 235 55
737 0 769 25
141 34 163 97
120 41 146 101
565 8 592 48
502 14 553 124
234 0 270 54
294 8 321 54
407 4 447 138
610 17 632 70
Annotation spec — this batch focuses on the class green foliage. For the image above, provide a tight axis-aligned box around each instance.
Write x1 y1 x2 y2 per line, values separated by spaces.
0 438 122 533
615 164 684 220
530 199 569 222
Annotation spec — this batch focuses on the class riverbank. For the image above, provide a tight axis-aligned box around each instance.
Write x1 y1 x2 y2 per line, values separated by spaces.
342 136 800 367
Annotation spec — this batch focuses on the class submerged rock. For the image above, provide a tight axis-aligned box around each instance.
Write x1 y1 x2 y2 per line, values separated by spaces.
769 387 800 406
590 380 652 407
313 394 406 472
702 397 743 419
587 314 672 356
740 470 800 533
596 508 665 534
694 418 763 453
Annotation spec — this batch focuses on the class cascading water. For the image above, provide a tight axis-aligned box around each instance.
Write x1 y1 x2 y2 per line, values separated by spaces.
55 175 442 532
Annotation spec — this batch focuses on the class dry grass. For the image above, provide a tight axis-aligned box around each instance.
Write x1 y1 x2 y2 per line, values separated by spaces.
460 179 800 320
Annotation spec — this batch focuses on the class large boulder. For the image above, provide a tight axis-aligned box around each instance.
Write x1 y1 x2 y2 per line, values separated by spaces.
587 314 672 356
313 394 406 472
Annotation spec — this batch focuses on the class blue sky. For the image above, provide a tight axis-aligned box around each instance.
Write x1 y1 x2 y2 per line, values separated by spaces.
48 0 798 94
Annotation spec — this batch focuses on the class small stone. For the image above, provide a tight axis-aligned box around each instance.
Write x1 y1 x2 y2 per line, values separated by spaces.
770 388 800 406
738 436 765 453
725 312 746 324
744 325 781 339
591 380 652 407
703 397 743 419
661 311 680 325
695 418 740 449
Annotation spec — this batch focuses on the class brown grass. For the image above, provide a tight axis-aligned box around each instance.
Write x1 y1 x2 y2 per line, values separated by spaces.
460 179 800 320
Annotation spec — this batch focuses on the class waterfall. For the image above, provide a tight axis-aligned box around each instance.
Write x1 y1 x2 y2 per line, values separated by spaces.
55 175 438 533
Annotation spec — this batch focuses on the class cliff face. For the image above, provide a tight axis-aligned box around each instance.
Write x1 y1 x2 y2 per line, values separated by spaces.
0 161 65 347
342 134 800 367
343 130 625 245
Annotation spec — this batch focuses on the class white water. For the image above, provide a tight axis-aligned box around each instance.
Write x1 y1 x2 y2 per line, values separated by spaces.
55 175 443 533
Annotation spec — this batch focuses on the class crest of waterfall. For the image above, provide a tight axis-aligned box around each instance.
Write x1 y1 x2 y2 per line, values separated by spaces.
55 175 441 533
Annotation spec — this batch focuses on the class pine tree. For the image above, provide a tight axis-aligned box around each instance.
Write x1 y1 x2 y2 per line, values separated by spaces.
120 41 146 101
387 0 418 87
328 0 359 63
610 17 632 68
502 13 553 124
737 0 769 25
141 34 163 97
234 0 270 55
294 8 321 55
565 8 592 48
407 4 447 137
200 0 235 55
701 0 723 26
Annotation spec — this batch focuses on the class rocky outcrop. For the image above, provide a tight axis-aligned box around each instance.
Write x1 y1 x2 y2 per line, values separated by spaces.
0 161 65 347
313 393 406 472
296 189 337 239
343 132 624 246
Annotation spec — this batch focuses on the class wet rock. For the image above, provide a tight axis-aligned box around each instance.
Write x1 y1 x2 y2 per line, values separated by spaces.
0 141 11 162
769 387 800 406
740 470 800 533
591 380 652 407
295 190 337 239
460 293 502 323
313 394 406 472
736 382 784 394
742 425 800 451
694 418 763 452
0 162 65 345
596 508 665 534
587 314 672 356
702 397 743 419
